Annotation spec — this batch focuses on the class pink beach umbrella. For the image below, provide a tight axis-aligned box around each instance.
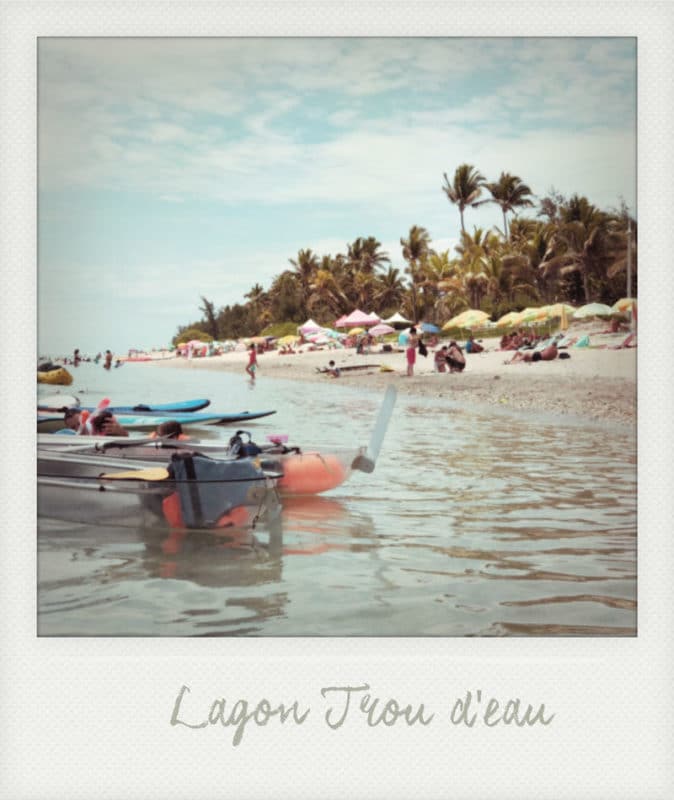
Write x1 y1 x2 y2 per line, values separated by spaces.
369 323 396 336
340 309 379 328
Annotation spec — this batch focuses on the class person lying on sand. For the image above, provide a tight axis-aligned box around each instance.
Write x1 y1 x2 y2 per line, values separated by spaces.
507 341 558 364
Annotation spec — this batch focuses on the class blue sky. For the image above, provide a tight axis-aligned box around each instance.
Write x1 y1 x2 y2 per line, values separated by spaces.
38 37 636 355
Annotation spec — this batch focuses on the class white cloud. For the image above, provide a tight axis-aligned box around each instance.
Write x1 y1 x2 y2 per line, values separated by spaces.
37 37 636 353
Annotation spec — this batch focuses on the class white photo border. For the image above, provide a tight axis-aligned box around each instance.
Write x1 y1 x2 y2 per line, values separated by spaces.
2 2 673 798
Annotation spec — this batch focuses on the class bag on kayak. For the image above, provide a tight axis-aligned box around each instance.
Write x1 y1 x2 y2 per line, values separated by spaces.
168 452 264 528
228 430 262 458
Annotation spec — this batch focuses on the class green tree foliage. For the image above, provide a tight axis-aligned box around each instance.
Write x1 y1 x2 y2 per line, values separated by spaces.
172 327 213 346
174 168 636 337
198 296 219 339
442 164 486 233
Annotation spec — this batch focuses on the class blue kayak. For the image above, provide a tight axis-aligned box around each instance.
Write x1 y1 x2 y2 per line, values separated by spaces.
37 397 211 414
37 409 276 433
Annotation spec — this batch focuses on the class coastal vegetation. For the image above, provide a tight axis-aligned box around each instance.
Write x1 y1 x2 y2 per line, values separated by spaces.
173 165 637 343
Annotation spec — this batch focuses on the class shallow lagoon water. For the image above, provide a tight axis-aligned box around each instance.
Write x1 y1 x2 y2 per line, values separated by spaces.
37 359 636 636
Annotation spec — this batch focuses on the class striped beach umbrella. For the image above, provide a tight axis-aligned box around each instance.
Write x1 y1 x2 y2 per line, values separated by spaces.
573 302 614 318
511 306 549 326
612 297 637 314
495 311 522 328
442 309 490 330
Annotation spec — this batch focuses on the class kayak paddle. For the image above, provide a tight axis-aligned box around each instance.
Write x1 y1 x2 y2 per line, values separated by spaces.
351 385 397 473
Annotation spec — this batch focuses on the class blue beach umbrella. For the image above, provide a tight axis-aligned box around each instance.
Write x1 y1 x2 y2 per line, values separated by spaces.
420 322 440 334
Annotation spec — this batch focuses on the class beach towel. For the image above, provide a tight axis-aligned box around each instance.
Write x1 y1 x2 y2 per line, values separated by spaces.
574 335 590 348
557 334 577 348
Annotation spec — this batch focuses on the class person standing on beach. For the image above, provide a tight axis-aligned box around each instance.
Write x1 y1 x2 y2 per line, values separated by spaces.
406 326 418 377
246 343 258 381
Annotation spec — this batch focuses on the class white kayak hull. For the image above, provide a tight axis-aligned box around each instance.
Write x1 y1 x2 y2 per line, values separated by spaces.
38 449 280 532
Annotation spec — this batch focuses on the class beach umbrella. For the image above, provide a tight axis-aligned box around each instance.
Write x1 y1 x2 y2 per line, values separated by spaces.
442 309 490 330
495 311 521 328
299 318 323 334
339 309 379 328
543 303 575 318
510 307 549 326
278 334 300 345
573 302 614 318
420 322 440 334
320 328 343 339
369 323 396 336
612 297 637 314
383 311 412 326
348 327 365 336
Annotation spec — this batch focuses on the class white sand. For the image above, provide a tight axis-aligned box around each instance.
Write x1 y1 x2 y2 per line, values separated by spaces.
149 323 636 425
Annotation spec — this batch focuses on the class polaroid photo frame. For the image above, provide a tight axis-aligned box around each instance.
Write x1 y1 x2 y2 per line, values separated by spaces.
1 2 672 798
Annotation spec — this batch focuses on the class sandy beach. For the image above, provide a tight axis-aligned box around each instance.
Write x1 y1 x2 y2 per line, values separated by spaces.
149 322 636 425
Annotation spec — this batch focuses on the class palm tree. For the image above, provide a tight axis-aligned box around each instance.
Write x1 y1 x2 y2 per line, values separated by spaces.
442 164 486 233
539 195 624 304
244 283 272 328
484 172 535 239
374 266 407 314
198 296 219 339
268 270 304 322
400 225 433 321
308 268 346 319
346 236 390 275
288 249 320 318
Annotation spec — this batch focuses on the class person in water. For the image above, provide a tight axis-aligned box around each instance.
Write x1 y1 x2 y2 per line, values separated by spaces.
104 350 113 370
153 420 189 440
63 407 82 432
62 408 128 436
326 360 340 378
246 343 258 380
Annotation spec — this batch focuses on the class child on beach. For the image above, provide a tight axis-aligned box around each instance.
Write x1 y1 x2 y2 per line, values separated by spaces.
246 343 258 380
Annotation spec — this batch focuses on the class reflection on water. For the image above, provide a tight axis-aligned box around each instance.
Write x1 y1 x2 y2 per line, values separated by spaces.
37 362 637 636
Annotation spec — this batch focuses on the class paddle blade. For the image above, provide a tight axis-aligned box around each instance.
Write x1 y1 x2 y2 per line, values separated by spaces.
351 385 397 473
100 467 169 481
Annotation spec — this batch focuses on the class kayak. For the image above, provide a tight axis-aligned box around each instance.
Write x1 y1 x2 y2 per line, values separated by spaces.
37 386 398 496
38 433 363 495
38 447 281 532
37 367 73 386
37 409 276 433
37 396 211 414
